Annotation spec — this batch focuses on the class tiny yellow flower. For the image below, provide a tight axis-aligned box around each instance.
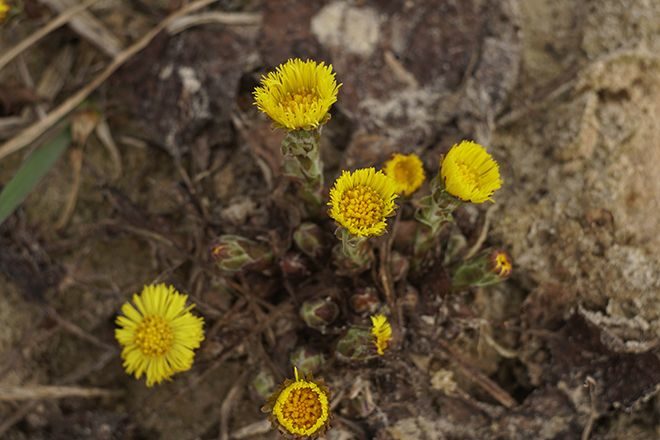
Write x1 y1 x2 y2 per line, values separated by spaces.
370 314 392 355
491 249 512 277
440 140 502 203
264 367 331 438
328 168 398 237
0 1 10 22
383 153 426 196
253 58 341 131
115 284 205 387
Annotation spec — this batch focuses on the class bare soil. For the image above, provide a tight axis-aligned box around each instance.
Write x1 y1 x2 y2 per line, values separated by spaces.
1 0 659 439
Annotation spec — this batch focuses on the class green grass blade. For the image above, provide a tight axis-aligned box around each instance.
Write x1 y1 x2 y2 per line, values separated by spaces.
0 127 72 225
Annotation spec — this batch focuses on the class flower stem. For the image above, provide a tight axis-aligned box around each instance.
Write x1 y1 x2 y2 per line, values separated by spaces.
333 228 372 274
413 174 462 259
281 128 324 213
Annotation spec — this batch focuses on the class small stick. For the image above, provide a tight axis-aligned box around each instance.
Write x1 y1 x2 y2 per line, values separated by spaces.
0 0 102 72
437 339 517 408
0 0 220 162
0 385 121 401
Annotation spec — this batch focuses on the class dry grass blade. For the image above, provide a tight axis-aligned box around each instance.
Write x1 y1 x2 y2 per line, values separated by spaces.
0 385 122 401
54 147 83 230
39 0 123 57
230 420 270 439
0 0 101 73
0 0 220 163
95 119 122 180
36 45 75 108
168 11 262 35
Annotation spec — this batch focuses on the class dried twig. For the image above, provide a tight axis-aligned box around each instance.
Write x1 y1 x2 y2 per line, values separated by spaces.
437 339 517 408
0 385 122 401
463 204 496 260
168 11 262 35
218 370 250 440
39 0 123 57
0 0 102 72
0 0 220 162
230 420 271 439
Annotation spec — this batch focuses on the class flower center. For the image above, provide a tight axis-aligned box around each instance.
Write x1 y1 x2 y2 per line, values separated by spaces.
283 89 320 113
281 387 323 430
393 161 415 184
455 161 482 191
494 253 512 276
134 315 173 357
339 185 384 230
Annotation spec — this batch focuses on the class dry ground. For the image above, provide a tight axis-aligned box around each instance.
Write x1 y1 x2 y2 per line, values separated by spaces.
1 0 659 439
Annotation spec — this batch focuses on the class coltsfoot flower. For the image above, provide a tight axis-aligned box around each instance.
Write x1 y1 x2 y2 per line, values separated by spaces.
441 140 502 203
115 284 205 387
370 314 392 355
328 168 398 237
264 367 331 438
0 1 10 22
254 58 341 131
384 153 426 196
451 248 512 289
491 249 513 277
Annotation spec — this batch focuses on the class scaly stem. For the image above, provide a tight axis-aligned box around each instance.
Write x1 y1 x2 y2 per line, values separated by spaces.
413 174 462 260
281 128 323 213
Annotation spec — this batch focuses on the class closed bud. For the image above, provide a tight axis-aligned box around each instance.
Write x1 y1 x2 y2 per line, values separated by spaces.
252 369 276 400
293 222 325 258
279 252 310 277
290 346 325 376
211 235 273 273
335 327 378 362
349 287 381 315
299 297 339 332
451 248 512 289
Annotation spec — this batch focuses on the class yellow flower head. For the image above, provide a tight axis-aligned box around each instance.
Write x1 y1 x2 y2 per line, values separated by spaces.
253 58 341 131
491 249 512 278
115 284 205 387
440 140 502 203
370 314 392 355
328 168 398 237
0 1 10 22
383 153 426 196
265 367 331 438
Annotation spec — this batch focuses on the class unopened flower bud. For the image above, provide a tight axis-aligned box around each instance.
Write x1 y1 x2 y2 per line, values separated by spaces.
300 297 339 332
335 327 377 362
451 248 512 289
290 346 325 376
349 287 381 315
293 222 325 258
279 252 310 277
252 369 276 400
211 235 273 273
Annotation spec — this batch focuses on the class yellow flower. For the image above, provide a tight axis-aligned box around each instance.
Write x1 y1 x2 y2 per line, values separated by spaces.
491 249 512 277
253 58 341 131
370 314 392 355
383 153 426 196
265 367 331 438
0 1 10 22
328 168 398 237
440 140 502 203
115 284 205 387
